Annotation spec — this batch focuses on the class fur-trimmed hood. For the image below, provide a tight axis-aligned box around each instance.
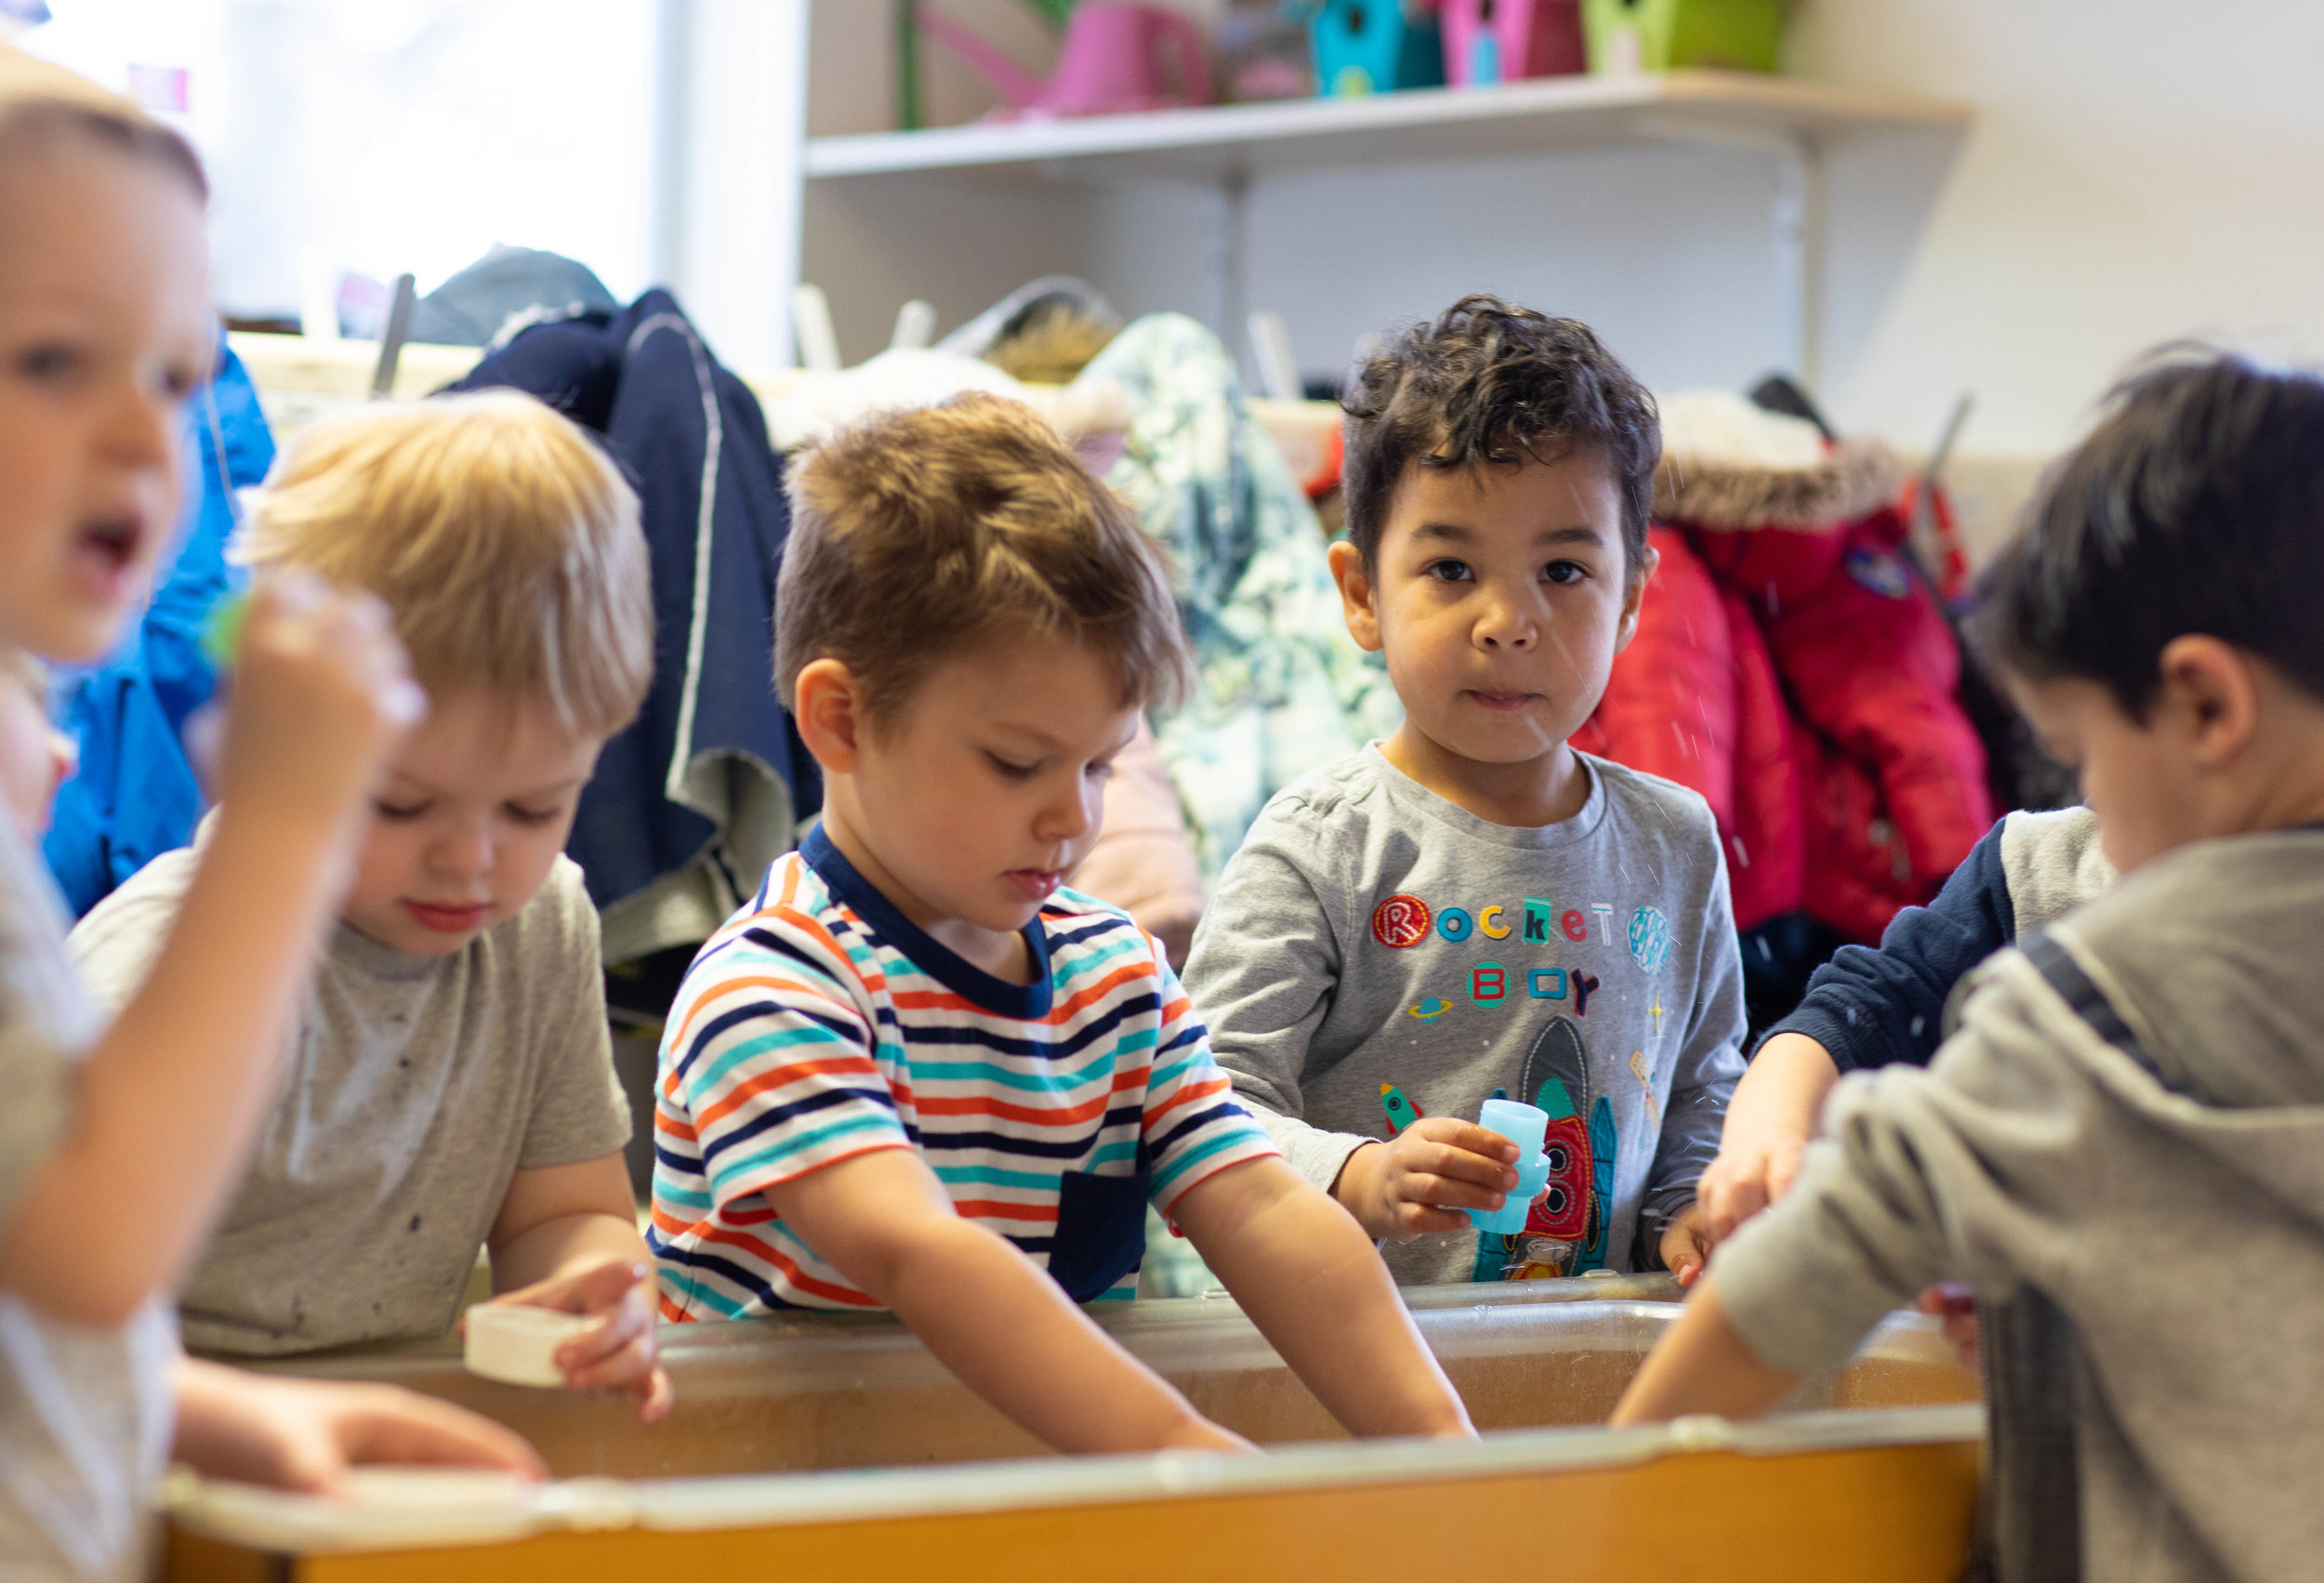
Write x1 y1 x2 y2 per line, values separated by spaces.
1654 389 1901 530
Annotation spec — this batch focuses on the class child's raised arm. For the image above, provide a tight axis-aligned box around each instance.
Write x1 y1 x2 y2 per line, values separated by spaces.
0 577 417 1325
1172 1155 1473 1440
767 1151 1251 1456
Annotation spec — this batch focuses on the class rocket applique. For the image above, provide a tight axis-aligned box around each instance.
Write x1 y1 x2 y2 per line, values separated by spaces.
1379 1083 1423 1135
1515 1016 1617 1273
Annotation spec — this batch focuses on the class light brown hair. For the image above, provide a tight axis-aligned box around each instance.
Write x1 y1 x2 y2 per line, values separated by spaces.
776 393 1190 721
242 392 654 738
0 44 208 201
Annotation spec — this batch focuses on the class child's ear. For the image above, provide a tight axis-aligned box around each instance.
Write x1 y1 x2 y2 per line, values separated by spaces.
1327 540 1384 653
2159 634 2259 768
793 658 868 775
1613 540 1659 654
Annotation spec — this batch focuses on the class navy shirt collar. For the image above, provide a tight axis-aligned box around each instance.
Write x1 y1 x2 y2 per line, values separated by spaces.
799 823 1054 1020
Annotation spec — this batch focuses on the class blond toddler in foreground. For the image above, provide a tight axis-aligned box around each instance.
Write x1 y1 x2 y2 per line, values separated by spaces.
0 44 539 1581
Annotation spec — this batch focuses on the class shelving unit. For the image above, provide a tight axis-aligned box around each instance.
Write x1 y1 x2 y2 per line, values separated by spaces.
798 69 1972 391
806 69 1968 183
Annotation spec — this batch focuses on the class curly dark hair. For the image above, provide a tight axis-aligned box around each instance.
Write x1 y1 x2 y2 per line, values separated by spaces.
1340 295 1659 574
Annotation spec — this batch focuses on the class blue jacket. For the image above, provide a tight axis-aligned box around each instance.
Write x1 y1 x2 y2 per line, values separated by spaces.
45 343 271 916
452 292 812 959
1769 806 2111 1072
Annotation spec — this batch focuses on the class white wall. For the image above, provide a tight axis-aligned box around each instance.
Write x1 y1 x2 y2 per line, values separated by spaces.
1792 0 2324 455
802 0 2324 468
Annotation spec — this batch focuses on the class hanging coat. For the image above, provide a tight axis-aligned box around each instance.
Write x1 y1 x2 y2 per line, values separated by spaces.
452 290 812 965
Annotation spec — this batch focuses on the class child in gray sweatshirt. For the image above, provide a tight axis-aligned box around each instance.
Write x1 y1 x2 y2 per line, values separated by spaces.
1617 350 2324 1583
1185 297 1745 1288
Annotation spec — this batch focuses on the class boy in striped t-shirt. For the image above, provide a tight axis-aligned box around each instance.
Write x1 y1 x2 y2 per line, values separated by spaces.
652 396 1472 1454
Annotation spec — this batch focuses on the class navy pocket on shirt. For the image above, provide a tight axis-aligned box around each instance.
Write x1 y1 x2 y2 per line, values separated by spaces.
1047 1165 1150 1302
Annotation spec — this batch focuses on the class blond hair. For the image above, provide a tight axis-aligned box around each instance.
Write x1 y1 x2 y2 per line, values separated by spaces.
0 44 206 199
243 391 653 737
776 393 1190 721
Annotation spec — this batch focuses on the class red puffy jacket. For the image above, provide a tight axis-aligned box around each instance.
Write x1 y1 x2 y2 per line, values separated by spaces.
1581 404 1991 943
1572 529 1804 931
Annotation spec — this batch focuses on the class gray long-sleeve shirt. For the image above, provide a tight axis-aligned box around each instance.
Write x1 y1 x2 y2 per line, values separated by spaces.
1183 746 1747 1284
1717 827 2324 1583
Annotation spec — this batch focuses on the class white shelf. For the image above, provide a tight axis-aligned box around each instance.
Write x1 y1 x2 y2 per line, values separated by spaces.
805 69 1971 185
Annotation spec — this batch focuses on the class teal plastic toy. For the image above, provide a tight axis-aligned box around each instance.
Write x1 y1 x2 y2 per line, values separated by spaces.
1303 0 1446 97
1466 1097 1552 1235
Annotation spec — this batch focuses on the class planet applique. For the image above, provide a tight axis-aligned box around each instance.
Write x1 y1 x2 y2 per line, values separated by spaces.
1628 905 1673 973
1407 997 1453 1021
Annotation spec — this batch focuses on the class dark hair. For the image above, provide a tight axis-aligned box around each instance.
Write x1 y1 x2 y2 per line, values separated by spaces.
1340 295 1659 574
1975 349 2324 719
777 392 1192 721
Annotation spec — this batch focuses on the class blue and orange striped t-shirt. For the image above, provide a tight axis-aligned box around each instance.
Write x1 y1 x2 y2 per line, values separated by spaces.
649 826 1277 1315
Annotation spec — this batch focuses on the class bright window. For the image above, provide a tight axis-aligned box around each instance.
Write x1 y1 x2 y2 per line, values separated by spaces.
20 0 658 321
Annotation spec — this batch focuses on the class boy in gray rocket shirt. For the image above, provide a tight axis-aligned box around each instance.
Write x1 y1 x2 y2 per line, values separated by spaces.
1184 297 1745 1287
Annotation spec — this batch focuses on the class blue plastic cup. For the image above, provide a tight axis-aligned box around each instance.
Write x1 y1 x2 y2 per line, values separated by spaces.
1466 1098 1553 1235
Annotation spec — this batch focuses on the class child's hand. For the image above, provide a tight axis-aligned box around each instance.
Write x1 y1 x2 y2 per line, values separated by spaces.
1658 1202 1711 1287
1335 1119 1521 1241
1917 1283 1980 1374
212 572 425 837
1697 1032 1841 1247
174 1361 546 1497
489 1259 673 1423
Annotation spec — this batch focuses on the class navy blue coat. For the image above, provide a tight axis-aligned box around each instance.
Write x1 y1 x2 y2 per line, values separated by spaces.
453 292 814 945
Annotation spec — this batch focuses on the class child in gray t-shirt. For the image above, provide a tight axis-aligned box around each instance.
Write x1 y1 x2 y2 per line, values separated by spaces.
1185 297 1745 1286
71 397 672 1421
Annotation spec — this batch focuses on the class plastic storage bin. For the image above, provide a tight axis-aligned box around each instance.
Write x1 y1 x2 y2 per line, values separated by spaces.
1308 0 1446 96
1442 0 1587 87
1581 0 1788 74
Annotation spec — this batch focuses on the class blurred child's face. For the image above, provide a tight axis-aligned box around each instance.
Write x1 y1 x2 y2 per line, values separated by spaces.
0 143 210 666
337 691 602 956
2012 638 2324 875
814 636 1136 943
1332 452 1649 769
2016 677 2173 873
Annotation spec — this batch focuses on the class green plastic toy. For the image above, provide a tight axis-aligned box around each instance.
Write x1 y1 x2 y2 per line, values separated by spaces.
202 589 250 670
1579 0 1787 74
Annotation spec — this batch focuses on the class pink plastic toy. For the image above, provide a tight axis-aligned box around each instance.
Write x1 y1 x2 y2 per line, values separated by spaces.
919 2 1214 121
1441 0 1586 87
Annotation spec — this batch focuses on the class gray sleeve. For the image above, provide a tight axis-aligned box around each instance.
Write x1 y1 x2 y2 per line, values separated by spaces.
1999 806 2116 934
514 864 633 1172
1640 841 1748 1243
0 851 94 1219
1180 811 1373 1194
0 1017 72 1220
1715 955 2075 1372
